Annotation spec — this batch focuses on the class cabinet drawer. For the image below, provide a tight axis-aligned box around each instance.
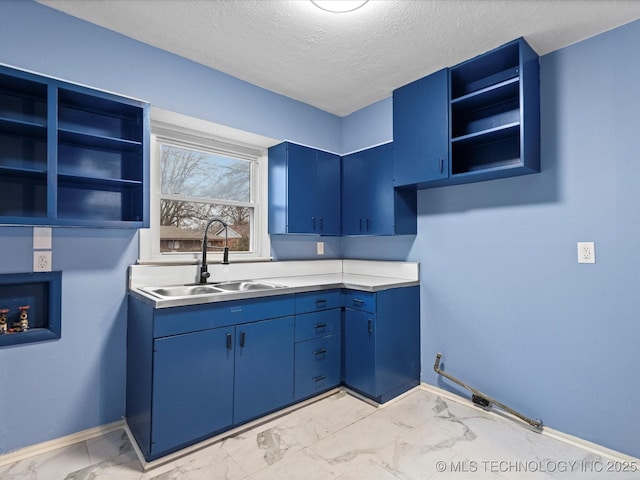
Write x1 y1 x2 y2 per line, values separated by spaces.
295 309 341 342
154 295 295 338
294 335 341 400
344 290 376 313
295 289 343 313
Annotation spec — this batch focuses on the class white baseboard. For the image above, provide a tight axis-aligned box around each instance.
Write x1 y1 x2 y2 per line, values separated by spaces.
0 420 125 468
420 383 640 464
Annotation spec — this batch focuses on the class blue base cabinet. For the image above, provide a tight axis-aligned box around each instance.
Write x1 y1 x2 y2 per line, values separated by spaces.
127 285 419 461
126 295 295 461
151 317 295 454
343 286 420 403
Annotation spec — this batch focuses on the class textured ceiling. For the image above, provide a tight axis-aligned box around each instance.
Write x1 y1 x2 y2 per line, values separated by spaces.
37 0 640 116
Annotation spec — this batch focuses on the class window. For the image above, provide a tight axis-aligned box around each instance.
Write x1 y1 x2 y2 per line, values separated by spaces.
139 109 273 263
159 143 253 253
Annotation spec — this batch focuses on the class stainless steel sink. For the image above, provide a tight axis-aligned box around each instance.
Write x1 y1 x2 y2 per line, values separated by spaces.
213 281 284 292
139 281 285 300
140 285 223 298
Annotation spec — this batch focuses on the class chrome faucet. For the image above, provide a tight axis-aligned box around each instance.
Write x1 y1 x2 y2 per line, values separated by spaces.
199 218 229 284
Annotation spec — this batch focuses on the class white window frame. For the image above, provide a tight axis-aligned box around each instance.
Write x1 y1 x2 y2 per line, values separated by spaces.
138 108 274 264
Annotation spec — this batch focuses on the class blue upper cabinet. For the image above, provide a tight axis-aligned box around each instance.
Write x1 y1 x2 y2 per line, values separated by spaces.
393 68 449 187
393 38 540 189
342 143 416 236
268 142 341 235
0 64 149 227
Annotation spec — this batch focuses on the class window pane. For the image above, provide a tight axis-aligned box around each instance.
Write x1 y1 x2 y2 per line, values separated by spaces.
160 199 251 253
160 144 251 202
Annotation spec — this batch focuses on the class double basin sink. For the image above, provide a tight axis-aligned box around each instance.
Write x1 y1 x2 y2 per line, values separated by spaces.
140 281 285 300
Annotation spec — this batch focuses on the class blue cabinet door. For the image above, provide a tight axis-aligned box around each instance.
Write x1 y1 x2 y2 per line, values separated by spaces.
393 68 449 187
151 327 234 456
342 143 396 235
234 316 295 424
286 143 318 234
376 286 421 402
316 150 341 235
343 309 376 396
341 150 368 235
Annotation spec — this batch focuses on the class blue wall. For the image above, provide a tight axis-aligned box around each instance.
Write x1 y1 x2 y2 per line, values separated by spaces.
416 21 640 457
1 0 639 461
342 20 640 457
0 228 137 452
331 18 640 458
0 0 340 454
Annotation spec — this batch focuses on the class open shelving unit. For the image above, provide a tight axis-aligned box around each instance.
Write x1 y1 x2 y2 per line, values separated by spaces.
449 38 539 181
57 88 146 224
0 64 149 227
0 71 49 219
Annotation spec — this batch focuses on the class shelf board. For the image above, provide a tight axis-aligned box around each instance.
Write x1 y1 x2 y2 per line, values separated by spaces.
451 122 520 145
451 76 519 106
0 116 47 137
0 327 61 347
0 164 47 178
452 161 524 178
451 66 520 99
58 172 142 189
59 88 143 119
58 128 142 152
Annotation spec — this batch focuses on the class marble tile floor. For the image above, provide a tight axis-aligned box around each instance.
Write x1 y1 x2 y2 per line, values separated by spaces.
1 388 638 480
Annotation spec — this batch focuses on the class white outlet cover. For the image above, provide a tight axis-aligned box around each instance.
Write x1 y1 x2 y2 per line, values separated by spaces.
317 242 325 255
577 242 595 264
33 227 52 249
33 250 52 272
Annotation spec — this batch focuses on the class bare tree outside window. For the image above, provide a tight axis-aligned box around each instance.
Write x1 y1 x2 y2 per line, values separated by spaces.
159 144 253 253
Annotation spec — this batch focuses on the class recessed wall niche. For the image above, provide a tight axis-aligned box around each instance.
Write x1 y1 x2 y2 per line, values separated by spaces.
0 271 61 347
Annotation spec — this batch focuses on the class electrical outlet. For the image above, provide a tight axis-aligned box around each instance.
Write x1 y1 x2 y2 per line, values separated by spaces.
317 241 325 255
34 251 52 272
577 242 595 264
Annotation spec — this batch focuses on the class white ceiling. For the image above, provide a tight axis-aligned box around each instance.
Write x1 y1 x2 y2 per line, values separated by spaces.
37 0 640 117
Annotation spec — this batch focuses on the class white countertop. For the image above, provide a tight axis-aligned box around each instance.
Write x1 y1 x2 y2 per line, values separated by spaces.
129 260 419 309
262 273 419 291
